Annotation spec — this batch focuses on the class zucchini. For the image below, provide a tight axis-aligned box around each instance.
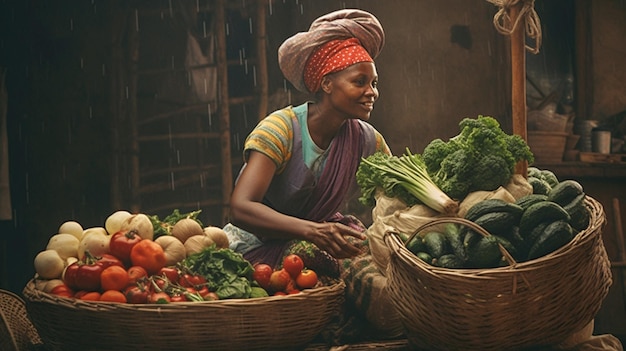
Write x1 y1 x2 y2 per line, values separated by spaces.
527 220 574 260
434 254 464 269
528 176 552 195
515 194 549 211
405 234 427 255
464 199 523 222
540 169 560 188
492 235 519 262
547 180 585 206
519 201 571 235
466 235 502 268
415 251 434 265
523 221 550 244
443 223 468 263
473 212 519 237
422 231 450 258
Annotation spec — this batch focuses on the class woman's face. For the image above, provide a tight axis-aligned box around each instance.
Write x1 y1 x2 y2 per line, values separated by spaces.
323 62 379 121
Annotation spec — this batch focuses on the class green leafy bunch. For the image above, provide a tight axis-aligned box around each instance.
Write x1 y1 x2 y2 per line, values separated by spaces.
422 115 534 200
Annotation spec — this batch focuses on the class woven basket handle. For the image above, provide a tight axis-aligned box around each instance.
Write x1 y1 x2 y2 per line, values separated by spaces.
399 216 519 267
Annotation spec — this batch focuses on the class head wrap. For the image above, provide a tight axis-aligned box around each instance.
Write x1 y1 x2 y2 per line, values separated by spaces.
303 38 373 93
278 9 385 93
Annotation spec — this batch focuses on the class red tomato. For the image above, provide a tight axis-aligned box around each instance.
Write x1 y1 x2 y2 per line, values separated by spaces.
124 285 149 304
148 292 171 304
295 269 318 290
100 265 129 291
62 262 80 289
130 239 167 275
127 266 149 286
252 263 273 290
50 284 74 297
196 286 210 297
74 262 104 291
282 254 304 279
179 273 206 288
100 290 127 303
80 291 102 301
96 254 124 270
273 291 287 296
268 269 291 293
109 229 143 266
170 294 188 303
157 267 180 283
203 292 219 301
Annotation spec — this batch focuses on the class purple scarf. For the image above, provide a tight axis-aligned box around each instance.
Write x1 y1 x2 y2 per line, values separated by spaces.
305 119 364 222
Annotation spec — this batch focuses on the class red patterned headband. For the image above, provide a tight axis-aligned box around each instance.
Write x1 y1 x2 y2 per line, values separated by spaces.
303 38 373 93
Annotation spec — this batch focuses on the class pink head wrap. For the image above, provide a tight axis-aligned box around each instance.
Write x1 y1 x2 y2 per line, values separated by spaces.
278 9 385 93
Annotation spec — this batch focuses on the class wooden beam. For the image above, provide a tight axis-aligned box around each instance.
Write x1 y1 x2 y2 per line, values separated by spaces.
510 2 528 176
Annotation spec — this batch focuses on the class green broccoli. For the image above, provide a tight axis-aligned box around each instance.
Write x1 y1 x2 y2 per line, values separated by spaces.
422 115 534 200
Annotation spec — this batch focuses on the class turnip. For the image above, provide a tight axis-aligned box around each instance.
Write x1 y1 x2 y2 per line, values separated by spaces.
78 227 110 260
34 250 65 279
46 233 80 260
58 220 84 240
184 234 215 256
120 213 154 240
105 210 132 235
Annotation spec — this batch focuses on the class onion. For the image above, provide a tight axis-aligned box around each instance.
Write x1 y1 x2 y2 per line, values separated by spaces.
78 227 110 260
172 218 203 243
120 213 154 240
34 250 65 279
155 235 186 265
184 234 215 256
203 226 230 249
58 221 84 240
105 210 132 235
46 233 80 260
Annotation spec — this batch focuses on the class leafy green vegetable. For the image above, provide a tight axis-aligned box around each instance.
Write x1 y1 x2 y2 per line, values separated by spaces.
356 148 459 214
180 246 254 299
422 115 534 200
149 209 203 239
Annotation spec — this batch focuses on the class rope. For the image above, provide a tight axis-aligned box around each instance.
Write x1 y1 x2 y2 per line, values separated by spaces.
486 0 542 54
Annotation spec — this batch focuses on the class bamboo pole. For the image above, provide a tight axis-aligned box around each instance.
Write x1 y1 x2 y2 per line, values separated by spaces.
510 2 528 176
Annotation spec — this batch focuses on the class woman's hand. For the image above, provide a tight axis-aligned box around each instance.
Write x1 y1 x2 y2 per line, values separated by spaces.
306 222 366 259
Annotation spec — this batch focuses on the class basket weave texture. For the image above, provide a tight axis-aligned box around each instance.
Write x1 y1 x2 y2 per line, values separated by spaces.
23 280 345 351
1 289 42 351
383 196 612 351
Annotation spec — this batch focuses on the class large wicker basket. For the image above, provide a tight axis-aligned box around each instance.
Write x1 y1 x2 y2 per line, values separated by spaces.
383 196 612 351
23 280 345 351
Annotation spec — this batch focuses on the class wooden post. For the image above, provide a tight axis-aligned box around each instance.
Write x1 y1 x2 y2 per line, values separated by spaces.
256 0 269 120
510 2 528 176
216 0 233 225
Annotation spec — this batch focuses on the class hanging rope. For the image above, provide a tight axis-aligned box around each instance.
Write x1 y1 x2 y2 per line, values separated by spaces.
487 0 542 54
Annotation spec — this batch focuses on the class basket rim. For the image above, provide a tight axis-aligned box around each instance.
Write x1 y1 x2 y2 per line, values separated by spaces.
23 278 346 311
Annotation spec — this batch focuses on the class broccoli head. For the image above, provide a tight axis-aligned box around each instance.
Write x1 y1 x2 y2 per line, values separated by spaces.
421 115 534 200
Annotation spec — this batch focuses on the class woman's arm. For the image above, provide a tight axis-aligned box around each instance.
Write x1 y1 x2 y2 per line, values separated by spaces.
230 150 365 258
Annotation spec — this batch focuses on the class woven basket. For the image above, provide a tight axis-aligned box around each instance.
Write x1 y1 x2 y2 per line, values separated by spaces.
0 289 42 351
383 196 612 351
23 280 345 351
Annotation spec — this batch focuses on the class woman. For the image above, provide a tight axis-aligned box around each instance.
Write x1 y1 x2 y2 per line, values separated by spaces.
224 9 391 275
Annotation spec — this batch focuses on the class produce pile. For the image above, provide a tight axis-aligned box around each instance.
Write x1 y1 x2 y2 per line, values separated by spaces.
32 209 321 303
358 115 591 269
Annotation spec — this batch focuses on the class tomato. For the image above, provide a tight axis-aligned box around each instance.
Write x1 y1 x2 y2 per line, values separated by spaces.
268 269 291 293
100 290 127 303
157 267 180 283
96 254 124 270
124 285 149 304
62 262 80 289
73 261 104 292
130 239 167 275
252 263 273 290
273 291 287 296
80 291 102 301
100 265 129 291
109 229 143 266
170 294 188 303
50 284 74 297
127 266 148 286
148 292 171 304
282 254 304 279
196 286 210 297
287 289 301 294
295 269 318 289
202 292 219 301
179 273 206 288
